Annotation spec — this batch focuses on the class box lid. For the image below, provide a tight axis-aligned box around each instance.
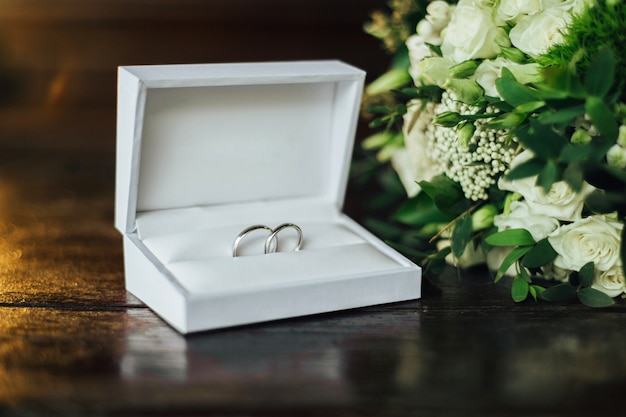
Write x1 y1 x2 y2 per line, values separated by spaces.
115 60 365 234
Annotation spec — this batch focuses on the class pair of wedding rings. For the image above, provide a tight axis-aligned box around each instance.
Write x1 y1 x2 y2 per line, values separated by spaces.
232 223 303 257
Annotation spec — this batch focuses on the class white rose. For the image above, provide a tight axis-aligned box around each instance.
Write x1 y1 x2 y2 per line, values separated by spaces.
425 1 453 32
497 0 544 23
544 0 589 14
416 20 441 46
509 7 573 57
541 263 570 282
472 59 502 98
493 200 560 241
437 238 486 268
548 215 623 272
606 144 626 169
486 246 519 277
592 263 626 298
498 150 595 221
406 35 434 84
416 57 455 88
472 58 542 98
392 101 441 197
440 0 509 62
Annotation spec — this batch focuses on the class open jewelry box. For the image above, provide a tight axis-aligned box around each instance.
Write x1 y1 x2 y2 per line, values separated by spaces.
115 60 421 333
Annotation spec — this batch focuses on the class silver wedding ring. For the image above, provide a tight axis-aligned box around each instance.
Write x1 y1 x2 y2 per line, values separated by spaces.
232 223 303 257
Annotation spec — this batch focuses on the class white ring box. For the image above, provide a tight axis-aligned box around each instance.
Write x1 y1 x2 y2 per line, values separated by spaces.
115 60 421 333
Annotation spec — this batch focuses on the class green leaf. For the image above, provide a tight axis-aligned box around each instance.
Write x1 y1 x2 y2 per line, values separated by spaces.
522 239 557 268
504 157 544 181
451 215 473 258
541 283 577 302
368 118 386 129
584 163 626 192
515 121 567 159
418 175 467 215
584 47 615 98
541 66 586 99
536 159 560 193
585 96 618 140
485 228 535 246
515 101 545 113
494 246 532 282
559 143 592 163
368 105 392 115
585 190 626 215
563 163 584 193
362 131 397 150
578 287 615 308
487 112 526 130
512 275 530 302
578 262 595 288
424 246 452 276
393 193 453 226
529 285 546 302
539 104 585 126
500 67 516 80
496 77 539 107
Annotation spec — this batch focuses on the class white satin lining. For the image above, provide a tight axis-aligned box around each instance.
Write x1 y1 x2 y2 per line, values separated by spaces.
134 199 407 296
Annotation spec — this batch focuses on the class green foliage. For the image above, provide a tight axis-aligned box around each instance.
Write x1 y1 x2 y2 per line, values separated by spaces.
537 0 626 101
538 262 615 307
485 228 535 247
358 1 626 309
522 239 558 268
451 215 473 258
500 48 622 195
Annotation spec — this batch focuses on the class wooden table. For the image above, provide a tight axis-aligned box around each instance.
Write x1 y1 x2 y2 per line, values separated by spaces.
1 142 625 417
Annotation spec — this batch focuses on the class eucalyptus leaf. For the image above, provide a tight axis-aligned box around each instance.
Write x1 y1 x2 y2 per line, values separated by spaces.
584 47 615 98
418 175 466 214
536 159 560 193
562 163 584 193
368 105 392 115
559 143 592 163
393 193 453 226
515 101 545 113
487 112 526 130
530 285 546 302
539 104 585 126
451 215 473 258
504 157 544 181
585 96 618 140
541 66 586 99
496 77 538 107
511 275 530 302
522 239 557 268
578 287 615 308
424 246 452 276
578 262 595 288
494 246 531 282
584 163 626 191
486 228 535 246
584 190 626 214
500 67 516 80
541 283 577 302
515 120 567 159
368 118 386 129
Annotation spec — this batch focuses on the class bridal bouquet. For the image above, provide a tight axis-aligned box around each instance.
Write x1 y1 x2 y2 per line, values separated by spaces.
362 0 626 306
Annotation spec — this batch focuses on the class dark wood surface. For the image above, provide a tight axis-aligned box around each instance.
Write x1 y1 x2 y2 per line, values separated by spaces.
0 2 626 416
1 144 626 417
